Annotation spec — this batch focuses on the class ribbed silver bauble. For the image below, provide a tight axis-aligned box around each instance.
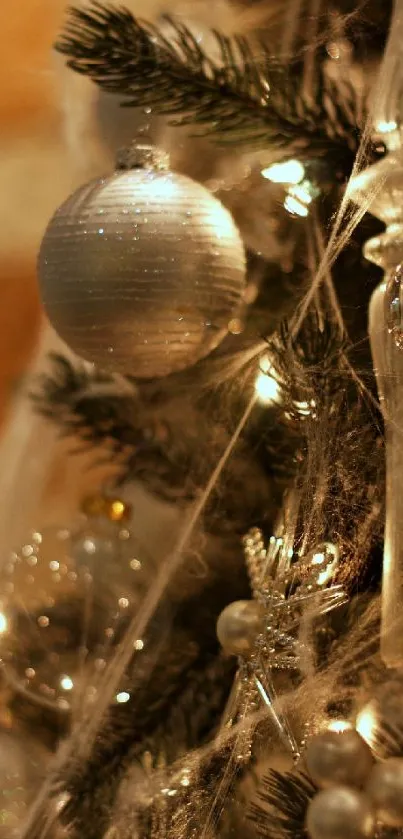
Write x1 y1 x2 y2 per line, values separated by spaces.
38 144 246 378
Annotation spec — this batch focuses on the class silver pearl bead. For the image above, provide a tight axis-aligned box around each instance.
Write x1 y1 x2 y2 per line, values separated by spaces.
216 600 264 656
366 757 403 826
306 787 375 839
306 730 373 789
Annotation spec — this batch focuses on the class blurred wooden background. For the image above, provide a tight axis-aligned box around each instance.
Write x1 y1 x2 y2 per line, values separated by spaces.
0 1 71 421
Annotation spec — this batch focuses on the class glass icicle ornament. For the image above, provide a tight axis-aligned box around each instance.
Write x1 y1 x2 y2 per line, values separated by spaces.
0 494 150 714
216 505 346 761
348 0 403 668
38 142 246 379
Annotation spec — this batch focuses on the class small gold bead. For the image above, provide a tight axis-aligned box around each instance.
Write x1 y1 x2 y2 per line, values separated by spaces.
104 497 132 523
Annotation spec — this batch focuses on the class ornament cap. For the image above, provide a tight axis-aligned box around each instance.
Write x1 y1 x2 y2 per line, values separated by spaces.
116 141 169 172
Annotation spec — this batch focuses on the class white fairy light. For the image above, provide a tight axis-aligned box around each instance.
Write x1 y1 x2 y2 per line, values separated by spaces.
0 613 7 634
254 355 282 405
261 159 305 184
284 195 309 217
327 720 353 733
375 119 398 134
116 691 131 704
356 704 377 748
60 675 74 691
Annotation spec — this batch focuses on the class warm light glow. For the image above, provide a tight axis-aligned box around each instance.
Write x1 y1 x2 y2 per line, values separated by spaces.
60 675 74 691
116 691 131 704
375 120 398 134
289 183 313 205
146 177 179 201
110 500 126 521
327 720 352 733
255 357 282 406
284 195 309 217
356 704 377 747
0 613 7 634
262 159 305 184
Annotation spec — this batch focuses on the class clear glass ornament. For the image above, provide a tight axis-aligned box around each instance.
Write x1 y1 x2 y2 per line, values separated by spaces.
348 0 403 668
0 512 150 714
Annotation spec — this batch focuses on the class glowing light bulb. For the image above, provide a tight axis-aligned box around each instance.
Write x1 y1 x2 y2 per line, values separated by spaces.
116 691 130 704
356 704 377 748
375 119 398 134
60 675 74 691
289 183 313 205
327 720 352 733
284 195 309 217
0 613 7 634
261 159 305 184
255 357 281 405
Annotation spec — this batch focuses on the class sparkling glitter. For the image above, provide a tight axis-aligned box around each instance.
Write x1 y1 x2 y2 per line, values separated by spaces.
134 639 144 651
119 597 129 609
116 691 130 703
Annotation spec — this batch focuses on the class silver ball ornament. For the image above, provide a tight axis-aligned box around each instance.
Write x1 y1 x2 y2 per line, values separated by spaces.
38 147 246 378
366 758 403 826
306 787 375 839
306 729 373 789
216 599 264 657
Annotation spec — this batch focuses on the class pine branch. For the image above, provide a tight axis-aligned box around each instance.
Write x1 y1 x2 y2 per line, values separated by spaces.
56 2 363 175
32 354 197 499
249 769 316 839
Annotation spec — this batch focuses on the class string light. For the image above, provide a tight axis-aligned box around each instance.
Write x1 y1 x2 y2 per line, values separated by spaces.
116 691 131 704
60 675 74 691
261 159 305 184
356 704 377 748
327 720 353 733
284 195 309 217
254 355 282 405
375 120 398 134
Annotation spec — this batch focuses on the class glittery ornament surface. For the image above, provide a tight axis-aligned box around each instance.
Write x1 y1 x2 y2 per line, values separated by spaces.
38 166 246 378
0 518 149 713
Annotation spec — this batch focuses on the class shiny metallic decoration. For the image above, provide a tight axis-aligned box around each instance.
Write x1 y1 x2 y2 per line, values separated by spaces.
306 787 375 839
306 730 373 790
348 0 403 668
38 144 246 378
216 516 346 760
366 758 403 827
0 498 149 713
216 600 265 657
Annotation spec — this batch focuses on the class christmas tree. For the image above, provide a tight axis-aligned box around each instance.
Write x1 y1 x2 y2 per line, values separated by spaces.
2 1 403 837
